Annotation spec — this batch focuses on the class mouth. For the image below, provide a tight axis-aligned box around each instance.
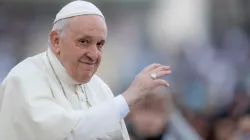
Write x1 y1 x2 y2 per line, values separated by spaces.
79 60 95 65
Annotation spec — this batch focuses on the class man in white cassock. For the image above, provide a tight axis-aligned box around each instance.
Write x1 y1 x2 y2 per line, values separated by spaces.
0 1 171 140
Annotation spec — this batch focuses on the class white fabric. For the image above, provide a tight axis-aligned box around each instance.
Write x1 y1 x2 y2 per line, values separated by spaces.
67 98 128 140
0 48 130 140
54 0 104 23
115 95 130 120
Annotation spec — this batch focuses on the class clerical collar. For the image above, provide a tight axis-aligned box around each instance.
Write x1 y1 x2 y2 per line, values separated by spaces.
47 48 80 85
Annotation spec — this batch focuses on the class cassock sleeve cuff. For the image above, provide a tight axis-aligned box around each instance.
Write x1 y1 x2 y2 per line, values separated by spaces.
114 95 130 119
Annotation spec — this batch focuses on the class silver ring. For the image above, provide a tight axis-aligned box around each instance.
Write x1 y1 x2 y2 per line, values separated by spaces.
150 73 157 80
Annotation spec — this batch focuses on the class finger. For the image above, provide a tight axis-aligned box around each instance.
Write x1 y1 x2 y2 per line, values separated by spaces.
150 65 171 73
152 79 169 87
163 65 171 71
154 70 172 79
142 63 161 73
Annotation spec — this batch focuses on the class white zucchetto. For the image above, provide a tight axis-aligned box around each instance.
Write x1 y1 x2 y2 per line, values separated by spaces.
54 0 105 23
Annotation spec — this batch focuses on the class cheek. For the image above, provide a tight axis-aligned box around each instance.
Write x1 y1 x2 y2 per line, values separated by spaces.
62 47 81 67
97 52 102 63
94 54 102 70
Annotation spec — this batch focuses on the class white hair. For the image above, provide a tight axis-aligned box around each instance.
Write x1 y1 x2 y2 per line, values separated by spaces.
52 18 68 37
48 18 68 46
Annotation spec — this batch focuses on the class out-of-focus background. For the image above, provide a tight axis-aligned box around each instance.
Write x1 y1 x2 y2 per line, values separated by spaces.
0 0 250 139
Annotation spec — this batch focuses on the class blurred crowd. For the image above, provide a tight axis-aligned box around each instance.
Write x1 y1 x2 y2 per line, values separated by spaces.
0 0 249 139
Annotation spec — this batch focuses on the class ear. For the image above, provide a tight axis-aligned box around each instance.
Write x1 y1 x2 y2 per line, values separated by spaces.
49 30 60 54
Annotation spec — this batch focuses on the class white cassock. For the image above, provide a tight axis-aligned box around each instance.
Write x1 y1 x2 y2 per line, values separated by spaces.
0 48 130 140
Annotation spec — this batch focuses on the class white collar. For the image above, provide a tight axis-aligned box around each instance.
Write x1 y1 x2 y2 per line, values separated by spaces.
47 48 80 85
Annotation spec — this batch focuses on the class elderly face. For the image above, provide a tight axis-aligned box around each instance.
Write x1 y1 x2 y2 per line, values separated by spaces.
50 15 107 83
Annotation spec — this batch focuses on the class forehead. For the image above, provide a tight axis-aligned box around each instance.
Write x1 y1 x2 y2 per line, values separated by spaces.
67 15 107 39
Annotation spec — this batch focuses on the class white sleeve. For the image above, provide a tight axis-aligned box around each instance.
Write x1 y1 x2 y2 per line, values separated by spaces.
66 95 130 140
114 95 130 119
92 76 130 119
65 75 130 140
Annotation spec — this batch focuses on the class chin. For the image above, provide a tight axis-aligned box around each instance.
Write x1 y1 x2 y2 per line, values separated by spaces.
76 77 91 84
78 72 94 83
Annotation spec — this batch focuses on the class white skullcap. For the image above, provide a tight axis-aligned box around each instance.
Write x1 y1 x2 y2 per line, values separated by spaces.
54 0 104 23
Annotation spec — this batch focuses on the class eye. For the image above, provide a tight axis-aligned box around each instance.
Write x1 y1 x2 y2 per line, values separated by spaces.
97 41 105 50
79 39 89 46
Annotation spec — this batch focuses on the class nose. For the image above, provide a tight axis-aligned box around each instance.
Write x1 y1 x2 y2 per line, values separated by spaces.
86 45 99 61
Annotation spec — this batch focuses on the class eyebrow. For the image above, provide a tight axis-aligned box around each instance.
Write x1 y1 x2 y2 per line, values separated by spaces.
79 35 92 40
98 40 105 44
79 35 106 42
80 35 105 39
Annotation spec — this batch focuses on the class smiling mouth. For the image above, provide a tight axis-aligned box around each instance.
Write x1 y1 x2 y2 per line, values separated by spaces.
79 60 95 65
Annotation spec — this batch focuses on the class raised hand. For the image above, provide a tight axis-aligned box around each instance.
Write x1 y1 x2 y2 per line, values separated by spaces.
122 63 171 108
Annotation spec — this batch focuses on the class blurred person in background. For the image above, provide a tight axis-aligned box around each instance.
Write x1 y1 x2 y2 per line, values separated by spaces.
207 112 250 140
0 1 172 140
126 87 170 140
208 114 237 140
207 86 250 140
126 87 204 140
235 114 250 140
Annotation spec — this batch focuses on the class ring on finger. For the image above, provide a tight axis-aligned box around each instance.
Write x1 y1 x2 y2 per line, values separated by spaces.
150 73 157 80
